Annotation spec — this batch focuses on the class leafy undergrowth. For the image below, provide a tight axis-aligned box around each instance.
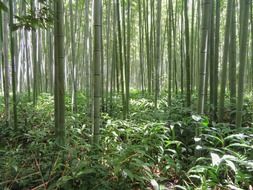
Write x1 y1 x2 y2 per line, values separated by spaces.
0 93 253 190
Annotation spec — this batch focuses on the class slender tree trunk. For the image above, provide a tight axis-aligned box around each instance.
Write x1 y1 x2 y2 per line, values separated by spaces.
190 0 195 92
154 0 162 108
144 0 151 94
167 0 172 106
54 0 65 146
2 4 10 126
31 0 38 105
208 0 214 113
125 0 130 116
37 29 42 93
172 1 178 94
138 0 144 94
212 0 220 120
184 0 191 107
69 0 77 113
236 0 250 128
84 0 90 110
198 0 211 114
9 0 18 129
180 4 184 98
218 0 232 121
110 0 117 114
150 0 155 94
93 0 102 144
229 0 236 111
24 27 31 100
116 0 126 118
195 0 201 92
105 0 112 111
251 3 253 94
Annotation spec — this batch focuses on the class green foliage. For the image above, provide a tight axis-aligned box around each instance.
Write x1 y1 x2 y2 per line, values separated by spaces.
13 2 53 31
0 92 253 189
0 1 8 12
184 122 253 189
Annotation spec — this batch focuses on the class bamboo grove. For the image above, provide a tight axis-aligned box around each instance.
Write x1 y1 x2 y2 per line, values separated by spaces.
0 0 253 144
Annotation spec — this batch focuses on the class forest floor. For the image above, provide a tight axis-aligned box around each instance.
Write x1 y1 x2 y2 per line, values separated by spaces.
0 92 253 190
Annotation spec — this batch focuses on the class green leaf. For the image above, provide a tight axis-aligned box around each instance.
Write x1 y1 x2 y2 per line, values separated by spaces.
174 185 187 190
210 153 221 166
76 168 96 177
123 169 134 181
188 165 206 174
12 24 21 31
203 134 224 145
57 176 73 184
192 115 202 122
12 165 18 172
150 179 159 190
227 143 253 149
221 154 237 161
226 184 244 190
201 119 209 127
0 1 8 12
224 133 248 141
189 174 202 180
225 160 237 172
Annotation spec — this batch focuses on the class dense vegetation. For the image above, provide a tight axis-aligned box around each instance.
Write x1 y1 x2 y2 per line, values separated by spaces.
0 0 253 189
1 92 253 189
